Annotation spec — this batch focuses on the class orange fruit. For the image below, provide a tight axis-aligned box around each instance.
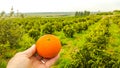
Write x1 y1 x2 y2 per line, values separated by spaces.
36 34 61 58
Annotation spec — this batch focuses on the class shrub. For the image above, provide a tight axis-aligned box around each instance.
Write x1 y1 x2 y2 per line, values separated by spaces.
53 22 63 31
18 34 35 51
42 22 55 34
28 28 40 41
0 19 24 48
63 25 75 38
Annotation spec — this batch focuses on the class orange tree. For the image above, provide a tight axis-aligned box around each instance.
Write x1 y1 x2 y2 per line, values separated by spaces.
67 17 120 68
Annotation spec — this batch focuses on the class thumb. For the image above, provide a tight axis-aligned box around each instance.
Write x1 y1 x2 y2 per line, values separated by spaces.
23 44 36 57
46 54 60 67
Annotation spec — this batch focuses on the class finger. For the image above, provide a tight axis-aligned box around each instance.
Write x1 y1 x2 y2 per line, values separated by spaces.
30 56 49 68
45 54 59 67
31 56 43 64
35 54 42 60
34 53 47 63
23 44 36 57
41 58 49 64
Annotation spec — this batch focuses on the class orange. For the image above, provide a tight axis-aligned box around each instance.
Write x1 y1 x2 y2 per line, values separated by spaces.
36 34 61 58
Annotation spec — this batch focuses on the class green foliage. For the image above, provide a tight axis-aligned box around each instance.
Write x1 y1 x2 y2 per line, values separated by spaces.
113 10 120 14
0 13 120 68
0 42 10 56
42 22 55 34
0 11 5 17
20 14 24 18
57 59 71 68
73 23 82 33
18 34 35 51
75 11 90 17
9 11 14 17
73 22 88 33
97 12 113 15
28 28 40 41
63 25 75 38
67 17 120 68
53 22 63 31
0 58 7 68
0 19 24 48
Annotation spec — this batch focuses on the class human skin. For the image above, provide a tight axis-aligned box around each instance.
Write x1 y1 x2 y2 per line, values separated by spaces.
7 44 59 68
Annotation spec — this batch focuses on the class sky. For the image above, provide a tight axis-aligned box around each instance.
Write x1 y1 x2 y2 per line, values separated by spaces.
0 0 120 13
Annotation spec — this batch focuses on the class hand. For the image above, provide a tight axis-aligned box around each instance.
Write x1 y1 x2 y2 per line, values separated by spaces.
7 44 59 68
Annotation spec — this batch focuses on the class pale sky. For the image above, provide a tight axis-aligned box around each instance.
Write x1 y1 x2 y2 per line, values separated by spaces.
0 0 120 13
